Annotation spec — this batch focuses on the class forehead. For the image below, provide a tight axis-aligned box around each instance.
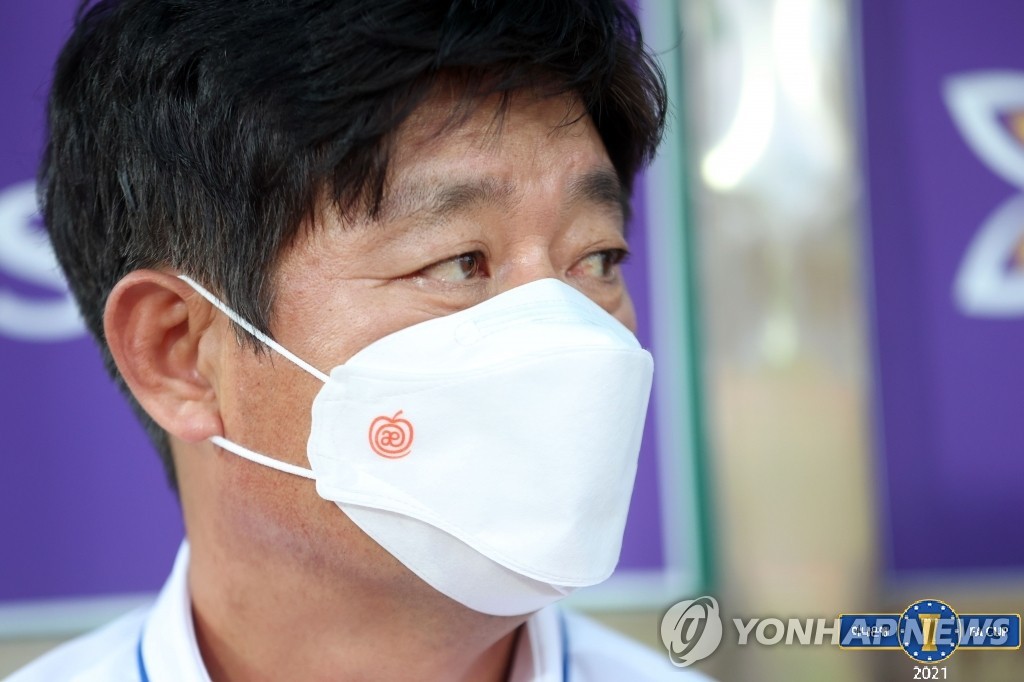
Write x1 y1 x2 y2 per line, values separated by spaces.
373 90 624 223
393 90 602 168
394 88 595 152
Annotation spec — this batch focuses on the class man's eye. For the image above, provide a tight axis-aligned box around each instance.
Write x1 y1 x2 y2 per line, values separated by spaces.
417 251 487 282
573 248 630 280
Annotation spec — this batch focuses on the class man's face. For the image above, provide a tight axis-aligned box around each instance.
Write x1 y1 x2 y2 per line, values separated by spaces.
188 91 636 604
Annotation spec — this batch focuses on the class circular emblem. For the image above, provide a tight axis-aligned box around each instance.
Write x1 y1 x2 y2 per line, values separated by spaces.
660 596 723 668
368 410 414 458
899 599 961 663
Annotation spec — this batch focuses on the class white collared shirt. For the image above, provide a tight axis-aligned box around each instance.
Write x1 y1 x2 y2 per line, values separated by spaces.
6 543 712 682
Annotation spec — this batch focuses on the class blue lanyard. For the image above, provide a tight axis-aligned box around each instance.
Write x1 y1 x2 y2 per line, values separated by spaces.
136 631 151 682
138 614 571 682
559 609 571 682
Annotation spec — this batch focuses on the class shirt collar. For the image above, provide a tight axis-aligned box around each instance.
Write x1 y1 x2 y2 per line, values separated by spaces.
140 541 565 682
140 541 211 682
508 604 566 682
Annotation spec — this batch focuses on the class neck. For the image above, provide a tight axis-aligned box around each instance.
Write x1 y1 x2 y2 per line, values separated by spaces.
187 535 525 682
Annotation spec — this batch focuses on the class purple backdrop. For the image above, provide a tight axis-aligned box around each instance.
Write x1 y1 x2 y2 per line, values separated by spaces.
860 0 1024 573
0 2 674 604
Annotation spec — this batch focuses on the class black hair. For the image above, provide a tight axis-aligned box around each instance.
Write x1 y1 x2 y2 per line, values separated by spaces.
41 0 667 489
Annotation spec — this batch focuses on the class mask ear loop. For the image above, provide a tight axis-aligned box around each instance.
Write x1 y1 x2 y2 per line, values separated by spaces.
177 274 325 480
177 275 329 383
208 436 317 480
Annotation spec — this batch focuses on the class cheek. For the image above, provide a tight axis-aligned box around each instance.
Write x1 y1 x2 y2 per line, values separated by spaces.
614 291 638 333
221 341 321 463
273 281 434 371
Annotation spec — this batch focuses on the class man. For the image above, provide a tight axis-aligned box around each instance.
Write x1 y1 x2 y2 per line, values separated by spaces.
9 1 710 680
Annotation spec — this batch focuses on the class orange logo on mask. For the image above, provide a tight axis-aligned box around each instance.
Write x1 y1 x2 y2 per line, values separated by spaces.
369 411 414 458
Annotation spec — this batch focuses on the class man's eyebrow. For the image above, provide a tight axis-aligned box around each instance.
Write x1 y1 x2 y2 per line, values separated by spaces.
567 168 628 213
378 177 518 223
567 168 631 230
377 167 629 228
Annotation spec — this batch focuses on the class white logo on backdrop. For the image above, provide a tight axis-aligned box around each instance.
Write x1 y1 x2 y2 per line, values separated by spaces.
660 595 723 668
945 71 1024 317
0 180 85 341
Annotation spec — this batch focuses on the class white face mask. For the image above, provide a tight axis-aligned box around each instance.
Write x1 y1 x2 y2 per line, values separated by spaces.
180 275 653 616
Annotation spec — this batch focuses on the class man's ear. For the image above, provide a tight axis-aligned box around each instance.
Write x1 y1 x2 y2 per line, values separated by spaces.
104 269 223 443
